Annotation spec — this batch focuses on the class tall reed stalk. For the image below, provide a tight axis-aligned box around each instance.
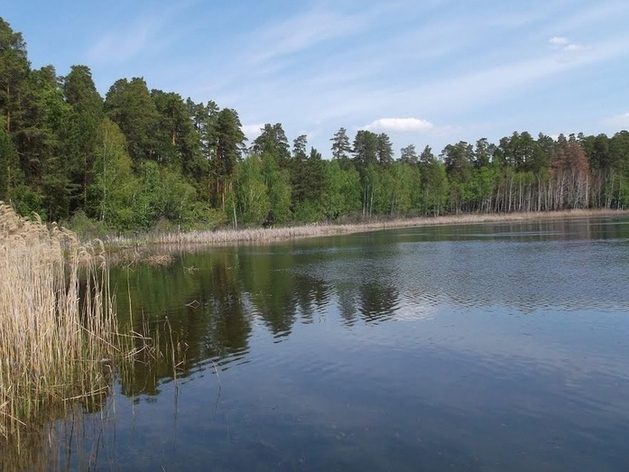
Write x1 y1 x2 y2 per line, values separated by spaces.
0 203 120 442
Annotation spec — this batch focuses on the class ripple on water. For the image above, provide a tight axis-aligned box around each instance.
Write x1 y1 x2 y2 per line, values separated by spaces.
97 219 629 472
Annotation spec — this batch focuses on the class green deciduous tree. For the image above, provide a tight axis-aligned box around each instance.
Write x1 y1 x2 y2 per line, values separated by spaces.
134 160 198 229
321 159 361 220
233 155 269 226
91 118 137 229
419 149 448 216
261 152 291 225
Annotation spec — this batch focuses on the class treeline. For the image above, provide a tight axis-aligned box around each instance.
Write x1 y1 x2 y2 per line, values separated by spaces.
1 18 629 232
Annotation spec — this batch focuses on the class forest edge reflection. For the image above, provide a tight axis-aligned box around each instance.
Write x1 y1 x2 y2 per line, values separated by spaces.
111 215 629 398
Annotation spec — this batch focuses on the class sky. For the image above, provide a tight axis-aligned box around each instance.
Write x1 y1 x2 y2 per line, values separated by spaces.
3 0 629 157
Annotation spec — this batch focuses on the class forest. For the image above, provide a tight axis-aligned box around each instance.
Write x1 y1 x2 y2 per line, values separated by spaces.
2 17 629 233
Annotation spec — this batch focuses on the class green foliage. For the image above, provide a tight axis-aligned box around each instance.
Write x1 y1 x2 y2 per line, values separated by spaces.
233 154 269 225
321 159 361 220
62 65 104 210
292 199 322 223
0 18 29 134
185 202 226 230
91 118 137 229
134 161 197 228
361 164 380 217
330 127 351 161
65 209 109 240
289 147 327 224
420 159 449 216
400 144 418 164
352 130 379 175
9 184 43 217
292 134 308 159
23 66 79 221
387 161 417 216
290 146 326 217
376 133 394 166
209 108 246 209
469 165 498 212
261 152 291 225
151 89 201 172
0 116 21 201
104 77 161 165
442 141 474 182
3 15 629 232
252 123 290 168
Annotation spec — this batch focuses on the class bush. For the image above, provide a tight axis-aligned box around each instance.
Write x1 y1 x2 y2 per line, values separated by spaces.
65 210 111 240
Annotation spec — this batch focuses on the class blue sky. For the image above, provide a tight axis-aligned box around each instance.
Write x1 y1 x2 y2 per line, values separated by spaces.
4 0 629 157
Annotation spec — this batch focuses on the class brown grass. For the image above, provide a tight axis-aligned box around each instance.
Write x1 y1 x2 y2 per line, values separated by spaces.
108 208 629 248
0 203 120 442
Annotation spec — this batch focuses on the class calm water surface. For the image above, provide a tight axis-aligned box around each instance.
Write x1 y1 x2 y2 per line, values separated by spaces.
50 217 629 471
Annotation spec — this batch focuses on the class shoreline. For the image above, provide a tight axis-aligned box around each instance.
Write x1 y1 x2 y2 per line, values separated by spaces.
107 208 629 249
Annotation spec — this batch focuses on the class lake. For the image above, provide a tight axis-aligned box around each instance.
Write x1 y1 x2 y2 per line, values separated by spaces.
36 217 629 471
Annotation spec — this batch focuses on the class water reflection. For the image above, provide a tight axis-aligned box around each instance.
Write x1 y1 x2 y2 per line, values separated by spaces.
114 252 253 397
0 398 116 472
358 282 399 323
7 216 629 472
109 216 629 399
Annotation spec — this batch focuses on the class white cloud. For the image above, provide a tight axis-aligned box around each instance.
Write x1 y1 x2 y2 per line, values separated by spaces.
549 36 586 53
603 112 629 129
563 43 586 52
363 117 435 134
549 36 570 48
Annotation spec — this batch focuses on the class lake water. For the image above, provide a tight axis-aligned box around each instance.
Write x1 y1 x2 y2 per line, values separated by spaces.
41 217 629 470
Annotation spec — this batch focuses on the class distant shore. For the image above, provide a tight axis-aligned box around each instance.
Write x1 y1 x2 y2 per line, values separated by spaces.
108 208 629 249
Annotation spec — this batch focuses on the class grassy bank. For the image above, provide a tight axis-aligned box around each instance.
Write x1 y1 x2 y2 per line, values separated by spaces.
107 208 629 249
0 203 120 441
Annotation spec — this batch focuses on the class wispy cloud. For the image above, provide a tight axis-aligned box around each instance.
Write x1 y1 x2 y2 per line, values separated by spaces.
83 0 629 154
548 0 629 36
6 0 629 159
398 31 629 117
87 15 164 64
247 9 368 67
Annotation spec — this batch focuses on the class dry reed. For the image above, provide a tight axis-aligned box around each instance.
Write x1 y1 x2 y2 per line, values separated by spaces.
0 203 119 442
109 208 629 248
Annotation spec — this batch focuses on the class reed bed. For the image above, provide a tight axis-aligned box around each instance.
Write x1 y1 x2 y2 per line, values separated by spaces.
0 203 120 442
109 208 628 248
